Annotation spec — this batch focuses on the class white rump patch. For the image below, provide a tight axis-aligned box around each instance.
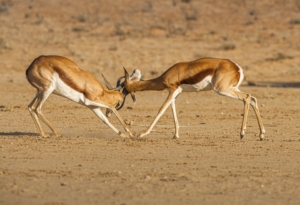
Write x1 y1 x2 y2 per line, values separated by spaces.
232 61 244 88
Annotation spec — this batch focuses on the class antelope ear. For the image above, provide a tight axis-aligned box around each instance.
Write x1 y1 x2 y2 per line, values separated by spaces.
101 73 113 90
130 92 136 105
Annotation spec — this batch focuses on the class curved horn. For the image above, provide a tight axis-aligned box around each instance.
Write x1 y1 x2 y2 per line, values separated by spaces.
112 85 123 91
116 76 125 87
102 73 125 91
116 96 126 110
116 89 129 110
124 67 130 82
101 73 113 90
123 67 136 104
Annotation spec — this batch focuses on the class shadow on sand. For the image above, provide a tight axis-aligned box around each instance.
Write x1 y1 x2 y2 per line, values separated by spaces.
246 81 300 88
0 132 39 137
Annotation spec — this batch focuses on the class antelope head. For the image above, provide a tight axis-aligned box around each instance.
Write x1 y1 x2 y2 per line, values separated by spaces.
102 69 142 117
123 67 142 105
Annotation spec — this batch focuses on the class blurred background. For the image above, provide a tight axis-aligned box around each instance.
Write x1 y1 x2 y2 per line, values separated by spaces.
0 0 300 85
1 2 300 204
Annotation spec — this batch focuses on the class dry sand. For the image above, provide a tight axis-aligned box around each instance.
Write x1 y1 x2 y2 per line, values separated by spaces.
1 0 300 204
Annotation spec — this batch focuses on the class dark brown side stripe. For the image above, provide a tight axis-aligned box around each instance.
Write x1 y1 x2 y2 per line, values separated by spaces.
180 68 214 85
53 66 85 94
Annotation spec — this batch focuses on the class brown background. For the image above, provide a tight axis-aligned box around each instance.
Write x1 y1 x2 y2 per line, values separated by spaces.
1 0 300 204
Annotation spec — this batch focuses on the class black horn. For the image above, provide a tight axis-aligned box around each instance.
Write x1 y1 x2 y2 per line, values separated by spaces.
116 76 125 87
102 73 124 91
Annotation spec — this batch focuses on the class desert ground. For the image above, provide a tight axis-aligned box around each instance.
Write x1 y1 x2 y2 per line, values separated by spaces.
1 0 300 204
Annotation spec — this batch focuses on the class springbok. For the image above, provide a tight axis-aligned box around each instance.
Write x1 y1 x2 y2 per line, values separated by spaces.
26 55 134 138
106 57 265 140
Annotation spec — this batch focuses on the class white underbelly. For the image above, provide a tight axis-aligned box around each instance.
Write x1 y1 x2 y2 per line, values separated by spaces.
180 76 212 92
52 73 86 105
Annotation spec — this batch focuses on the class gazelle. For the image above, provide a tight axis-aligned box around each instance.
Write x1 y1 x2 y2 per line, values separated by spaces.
112 57 265 140
26 55 134 138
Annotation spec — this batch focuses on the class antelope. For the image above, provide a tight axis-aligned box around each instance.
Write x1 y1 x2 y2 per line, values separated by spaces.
106 57 265 140
26 55 134 138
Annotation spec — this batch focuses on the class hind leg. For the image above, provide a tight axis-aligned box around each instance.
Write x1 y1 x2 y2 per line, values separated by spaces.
214 88 252 139
29 89 61 137
28 92 49 137
233 91 251 139
233 91 265 140
250 96 265 140
34 90 62 137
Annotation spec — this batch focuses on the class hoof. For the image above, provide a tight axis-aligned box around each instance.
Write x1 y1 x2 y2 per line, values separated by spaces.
126 130 135 137
137 133 146 138
172 135 179 139
259 134 265 141
55 132 62 137
240 134 244 140
119 132 130 138
41 133 50 138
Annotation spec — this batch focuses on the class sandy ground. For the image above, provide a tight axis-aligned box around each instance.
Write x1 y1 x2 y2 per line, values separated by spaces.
1 0 300 204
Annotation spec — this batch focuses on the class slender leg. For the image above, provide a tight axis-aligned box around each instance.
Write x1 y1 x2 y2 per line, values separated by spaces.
214 88 252 139
139 88 182 138
225 89 251 139
250 96 265 140
34 90 62 137
110 107 134 137
171 101 180 139
91 108 130 138
28 92 49 137
239 93 251 139
28 90 61 137
84 98 134 137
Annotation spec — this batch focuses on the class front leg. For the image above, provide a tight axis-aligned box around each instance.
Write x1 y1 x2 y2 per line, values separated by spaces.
110 108 135 137
91 108 131 138
171 101 180 139
138 88 182 138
